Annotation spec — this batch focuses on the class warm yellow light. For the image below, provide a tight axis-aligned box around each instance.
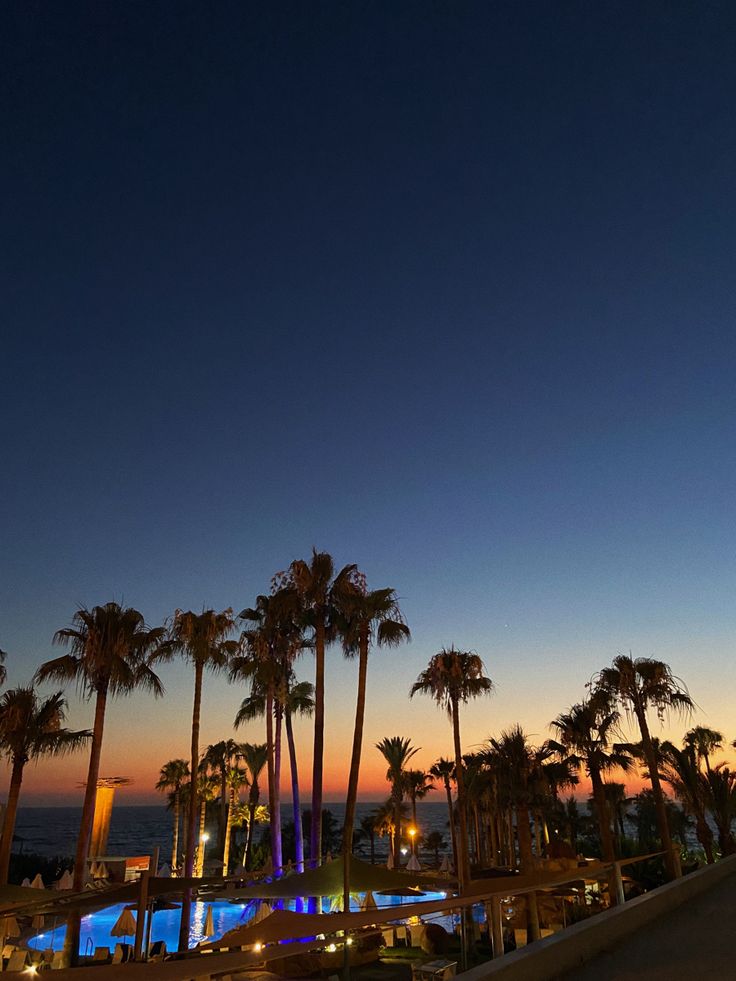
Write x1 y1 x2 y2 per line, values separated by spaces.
253 942 263 952
408 827 417 837
200 833 209 843
326 943 337 953
346 937 353 946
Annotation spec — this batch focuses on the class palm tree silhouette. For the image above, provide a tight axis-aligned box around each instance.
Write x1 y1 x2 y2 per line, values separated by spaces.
376 736 419 866
156 759 190 872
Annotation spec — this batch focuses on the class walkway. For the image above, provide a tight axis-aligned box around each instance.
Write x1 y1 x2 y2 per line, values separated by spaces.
565 865 736 980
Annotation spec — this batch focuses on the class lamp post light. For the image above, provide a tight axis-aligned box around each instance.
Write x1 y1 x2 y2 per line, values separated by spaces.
408 826 417 855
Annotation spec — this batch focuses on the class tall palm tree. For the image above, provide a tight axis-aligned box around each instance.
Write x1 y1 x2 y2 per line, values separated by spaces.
156 759 190 873
358 812 379 864
684 726 723 776
702 764 736 856
282 678 314 874
375 736 419 866
221 763 248 876
0 688 90 883
0 649 7 686
239 742 268 871
35 602 166 965
659 741 715 863
429 758 459 874
277 550 359 869
232 589 303 877
201 740 239 853
550 696 633 867
411 647 493 892
402 769 435 847
166 608 237 951
340 585 410 874
593 654 693 880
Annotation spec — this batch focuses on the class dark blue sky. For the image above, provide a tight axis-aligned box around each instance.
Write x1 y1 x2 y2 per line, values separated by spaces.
3 2 736 799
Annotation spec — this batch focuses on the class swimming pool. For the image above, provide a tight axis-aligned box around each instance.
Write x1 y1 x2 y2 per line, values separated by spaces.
28 892 451 954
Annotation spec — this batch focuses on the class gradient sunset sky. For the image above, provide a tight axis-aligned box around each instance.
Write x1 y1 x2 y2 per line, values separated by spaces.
3 3 736 805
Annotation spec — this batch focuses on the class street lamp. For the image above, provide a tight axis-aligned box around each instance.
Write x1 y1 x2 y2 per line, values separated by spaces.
408 826 417 855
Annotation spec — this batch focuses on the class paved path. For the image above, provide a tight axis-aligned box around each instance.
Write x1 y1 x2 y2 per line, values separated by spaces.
565 866 736 980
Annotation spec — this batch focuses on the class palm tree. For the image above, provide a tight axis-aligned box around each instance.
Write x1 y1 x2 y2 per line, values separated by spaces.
593 654 693 880
35 602 166 965
429 758 459 874
425 830 446 866
232 590 303 877
201 740 239 853
193 771 219 876
659 741 715 863
684 727 723 776
376 736 419 866
0 688 90 883
221 763 248 876
702 764 736 856
282 678 314 874
402 769 435 848
277 550 359 868
550 696 633 866
239 742 269 871
156 759 190 873
340 585 410 871
357 812 379 864
411 647 493 892
166 608 237 951
0 649 7 686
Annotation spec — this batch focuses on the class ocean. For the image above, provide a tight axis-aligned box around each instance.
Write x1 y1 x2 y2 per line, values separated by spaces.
13 801 452 860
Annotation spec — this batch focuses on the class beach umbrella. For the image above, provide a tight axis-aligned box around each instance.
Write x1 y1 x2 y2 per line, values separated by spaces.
325 851 333 863
204 905 215 937
157 863 171 878
0 916 20 938
55 870 73 890
439 855 451 874
360 891 377 911
386 852 394 870
20 878 30 888
95 862 109 879
111 907 137 942
407 854 422 872
30 873 45 889
252 901 273 924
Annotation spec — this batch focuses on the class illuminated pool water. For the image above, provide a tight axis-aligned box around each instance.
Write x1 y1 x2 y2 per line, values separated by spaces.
28 892 450 954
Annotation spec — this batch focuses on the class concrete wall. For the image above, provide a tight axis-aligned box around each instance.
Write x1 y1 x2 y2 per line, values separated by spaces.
460 854 736 981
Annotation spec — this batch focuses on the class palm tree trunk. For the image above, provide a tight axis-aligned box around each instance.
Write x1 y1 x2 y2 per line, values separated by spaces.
222 791 234 877
284 708 304 873
590 769 616 863
450 699 471 891
265 686 278 875
310 620 326 870
245 790 257 871
342 627 369 867
178 661 203 953
444 778 459 874
637 709 678 879
369 830 375 865
393 788 403 867
219 769 227 855
273 701 283 874
65 686 107 966
694 811 715 864
0 756 26 884
171 790 180 873
196 799 206 876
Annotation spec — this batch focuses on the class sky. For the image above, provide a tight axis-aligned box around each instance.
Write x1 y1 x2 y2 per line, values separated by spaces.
2 2 736 806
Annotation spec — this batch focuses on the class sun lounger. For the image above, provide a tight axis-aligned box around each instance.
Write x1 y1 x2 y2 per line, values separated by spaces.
51 951 66 969
92 946 111 962
112 943 134 963
540 928 554 938
395 925 408 945
149 940 168 961
409 924 425 947
6 949 30 972
513 929 527 948
2 944 17 960
381 927 395 947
